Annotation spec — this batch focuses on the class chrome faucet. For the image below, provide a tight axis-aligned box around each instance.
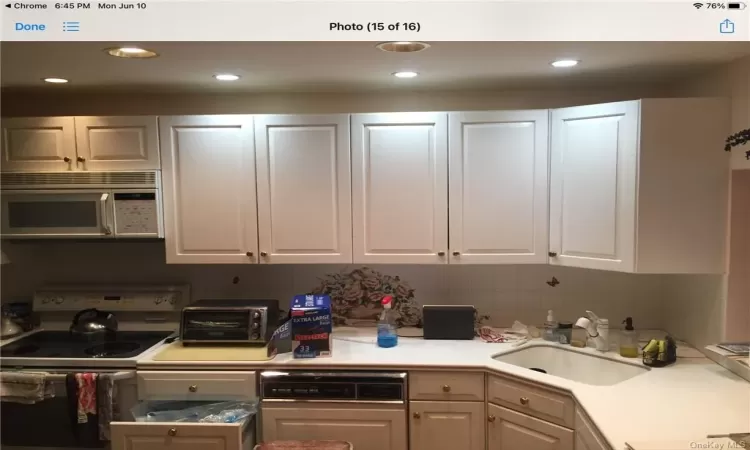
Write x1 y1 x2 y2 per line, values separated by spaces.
574 311 607 352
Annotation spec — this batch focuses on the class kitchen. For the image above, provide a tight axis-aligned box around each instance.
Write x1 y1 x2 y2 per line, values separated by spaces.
1 41 749 450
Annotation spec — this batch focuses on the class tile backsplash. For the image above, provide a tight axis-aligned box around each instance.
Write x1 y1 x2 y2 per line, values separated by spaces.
1 241 666 329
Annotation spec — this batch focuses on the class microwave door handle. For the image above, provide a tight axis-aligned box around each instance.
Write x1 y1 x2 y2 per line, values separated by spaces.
100 193 112 235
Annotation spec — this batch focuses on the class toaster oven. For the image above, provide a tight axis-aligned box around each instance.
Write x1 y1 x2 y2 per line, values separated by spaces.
180 299 281 344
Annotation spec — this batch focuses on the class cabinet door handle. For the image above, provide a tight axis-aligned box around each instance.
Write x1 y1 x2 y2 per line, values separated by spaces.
77 156 86 163
520 397 529 405
548 252 558 257
246 252 254 257
487 415 496 423
168 428 177 436
437 251 445 256
63 156 71 163
442 385 451 393
260 251 268 257
188 385 198 392
452 251 460 256
412 412 421 419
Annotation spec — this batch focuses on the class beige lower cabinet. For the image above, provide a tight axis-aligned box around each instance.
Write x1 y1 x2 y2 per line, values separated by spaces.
111 420 253 450
261 403 407 450
409 401 485 450
488 403 574 450
575 409 611 450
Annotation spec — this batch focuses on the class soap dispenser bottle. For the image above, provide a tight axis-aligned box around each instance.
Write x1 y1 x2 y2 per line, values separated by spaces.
543 310 558 342
619 317 638 358
377 295 398 348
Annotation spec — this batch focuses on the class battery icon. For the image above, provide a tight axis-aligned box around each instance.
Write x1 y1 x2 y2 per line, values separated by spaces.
728 2 746 9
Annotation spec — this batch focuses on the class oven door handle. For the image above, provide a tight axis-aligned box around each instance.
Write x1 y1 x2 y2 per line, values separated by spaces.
100 193 112 235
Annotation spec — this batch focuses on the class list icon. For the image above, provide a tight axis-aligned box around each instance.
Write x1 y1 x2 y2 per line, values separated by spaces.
62 21 80 32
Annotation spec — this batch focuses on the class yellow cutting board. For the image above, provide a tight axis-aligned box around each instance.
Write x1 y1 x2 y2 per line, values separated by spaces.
152 341 273 361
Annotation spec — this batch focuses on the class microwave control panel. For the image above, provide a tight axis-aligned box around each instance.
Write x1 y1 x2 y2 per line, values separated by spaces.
113 192 159 235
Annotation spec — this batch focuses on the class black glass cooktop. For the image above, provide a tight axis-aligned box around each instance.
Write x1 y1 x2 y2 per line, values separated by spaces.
0 331 172 359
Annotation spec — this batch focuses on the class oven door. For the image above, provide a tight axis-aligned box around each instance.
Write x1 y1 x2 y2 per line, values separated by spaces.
1 190 114 238
0 370 137 449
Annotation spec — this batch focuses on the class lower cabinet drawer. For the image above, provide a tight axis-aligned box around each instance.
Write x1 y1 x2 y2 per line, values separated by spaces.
409 370 485 401
110 415 255 450
137 371 256 401
260 403 407 450
488 403 574 450
487 373 575 428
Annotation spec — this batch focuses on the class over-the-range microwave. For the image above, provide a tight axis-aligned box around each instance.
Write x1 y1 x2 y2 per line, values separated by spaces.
0 171 164 239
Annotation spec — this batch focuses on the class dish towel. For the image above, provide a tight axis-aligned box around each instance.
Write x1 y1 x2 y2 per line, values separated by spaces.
0 371 54 404
96 373 117 441
76 373 98 423
66 373 102 447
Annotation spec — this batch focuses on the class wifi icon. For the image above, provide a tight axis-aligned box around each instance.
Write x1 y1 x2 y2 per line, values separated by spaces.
693 2 704 8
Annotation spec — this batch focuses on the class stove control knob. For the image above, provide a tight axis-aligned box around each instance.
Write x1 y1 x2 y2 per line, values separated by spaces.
251 333 260 340
252 323 260 330
252 311 261 319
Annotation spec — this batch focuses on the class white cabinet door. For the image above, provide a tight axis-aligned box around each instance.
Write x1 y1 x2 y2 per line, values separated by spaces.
449 110 549 264
261 404 407 450
488 403 574 450
75 116 160 171
1 117 76 172
160 115 258 264
111 422 248 450
254 114 352 263
351 112 448 264
549 101 639 272
409 401 485 450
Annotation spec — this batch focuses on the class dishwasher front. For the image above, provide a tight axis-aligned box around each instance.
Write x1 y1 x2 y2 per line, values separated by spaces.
258 371 408 450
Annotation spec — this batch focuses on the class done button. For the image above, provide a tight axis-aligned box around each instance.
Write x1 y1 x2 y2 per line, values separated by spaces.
15 22 46 31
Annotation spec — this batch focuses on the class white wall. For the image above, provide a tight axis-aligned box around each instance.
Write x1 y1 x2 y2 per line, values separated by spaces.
0 83 667 117
0 241 665 329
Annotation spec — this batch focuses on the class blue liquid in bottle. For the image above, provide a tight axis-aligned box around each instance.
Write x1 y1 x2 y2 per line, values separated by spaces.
377 295 398 348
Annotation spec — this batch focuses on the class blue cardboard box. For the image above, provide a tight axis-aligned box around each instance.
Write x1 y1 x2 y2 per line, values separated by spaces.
290 295 332 358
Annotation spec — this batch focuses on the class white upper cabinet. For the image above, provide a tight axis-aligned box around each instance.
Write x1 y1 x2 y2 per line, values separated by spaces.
550 99 730 273
1 116 159 172
160 115 259 264
254 114 352 263
75 116 160 171
449 110 549 264
1 117 76 172
351 112 449 264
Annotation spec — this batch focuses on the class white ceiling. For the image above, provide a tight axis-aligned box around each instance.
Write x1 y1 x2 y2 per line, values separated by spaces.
2 41 750 93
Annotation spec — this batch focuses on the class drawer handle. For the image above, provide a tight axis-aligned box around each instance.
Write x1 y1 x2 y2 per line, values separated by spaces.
168 428 177 437
520 397 529 406
413 412 421 419
442 385 451 393
188 385 198 392
488 415 496 423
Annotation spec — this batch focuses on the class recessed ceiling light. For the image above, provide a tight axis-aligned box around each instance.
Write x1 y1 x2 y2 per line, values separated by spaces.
105 47 159 58
43 77 69 84
214 74 240 81
392 71 418 78
377 42 430 53
551 59 579 68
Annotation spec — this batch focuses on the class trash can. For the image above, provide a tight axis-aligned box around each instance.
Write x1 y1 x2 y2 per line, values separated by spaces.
254 441 353 450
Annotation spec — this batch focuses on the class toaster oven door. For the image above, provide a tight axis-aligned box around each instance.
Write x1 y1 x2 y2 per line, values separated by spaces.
181 311 252 342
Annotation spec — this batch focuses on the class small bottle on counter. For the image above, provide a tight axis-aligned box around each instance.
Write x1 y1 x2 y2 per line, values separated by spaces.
543 310 559 342
596 318 610 352
377 296 398 348
619 317 638 358
557 322 573 344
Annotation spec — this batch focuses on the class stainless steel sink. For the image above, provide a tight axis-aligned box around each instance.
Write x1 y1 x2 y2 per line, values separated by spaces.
493 343 649 386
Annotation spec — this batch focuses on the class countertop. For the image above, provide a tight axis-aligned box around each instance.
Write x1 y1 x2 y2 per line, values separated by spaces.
139 327 750 450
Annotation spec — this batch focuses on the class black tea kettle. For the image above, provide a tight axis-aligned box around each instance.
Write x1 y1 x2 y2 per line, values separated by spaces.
69 308 118 341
